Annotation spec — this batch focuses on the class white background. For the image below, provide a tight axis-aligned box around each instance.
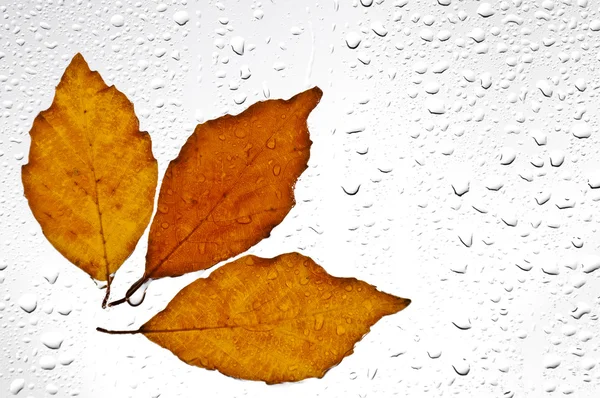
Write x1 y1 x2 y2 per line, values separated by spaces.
2 0 600 397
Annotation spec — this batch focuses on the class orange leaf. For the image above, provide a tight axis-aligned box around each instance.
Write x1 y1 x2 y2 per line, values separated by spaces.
21 54 158 306
99 253 410 384
121 88 322 300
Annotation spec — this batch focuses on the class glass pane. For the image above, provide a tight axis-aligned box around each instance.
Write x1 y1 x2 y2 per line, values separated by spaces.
2 0 599 397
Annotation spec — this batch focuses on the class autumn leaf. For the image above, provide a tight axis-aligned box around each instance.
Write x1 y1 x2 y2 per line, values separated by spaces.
98 252 410 383
116 87 322 304
21 53 158 306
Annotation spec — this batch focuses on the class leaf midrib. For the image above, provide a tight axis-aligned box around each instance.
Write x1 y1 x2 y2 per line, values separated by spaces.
80 76 111 282
141 305 372 334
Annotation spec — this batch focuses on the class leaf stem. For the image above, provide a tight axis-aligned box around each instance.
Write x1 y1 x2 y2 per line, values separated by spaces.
96 327 140 335
101 275 112 309
106 275 147 307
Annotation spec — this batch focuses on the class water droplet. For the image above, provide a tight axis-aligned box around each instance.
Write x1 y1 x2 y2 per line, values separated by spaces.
536 80 553 97
581 255 600 273
452 359 470 376
500 147 516 165
240 65 251 80
571 302 591 319
46 383 59 395
59 352 75 366
501 212 518 227
18 293 37 313
457 229 473 248
9 379 25 395
236 216 252 224
42 264 58 285
345 32 362 49
427 347 442 359
477 3 495 17
39 355 56 370
127 280 149 307
535 190 551 205
173 11 190 26
469 28 485 43
290 26 303 35
57 301 72 316
371 21 387 37
341 184 360 196
572 122 591 139
426 97 445 114
254 9 264 20
267 269 278 280
41 331 64 349
273 62 286 71
110 15 124 27
231 36 245 55
451 177 470 196
549 150 565 167
543 354 562 369
158 204 169 214
542 262 559 276
452 317 472 330
150 78 165 89
314 314 324 331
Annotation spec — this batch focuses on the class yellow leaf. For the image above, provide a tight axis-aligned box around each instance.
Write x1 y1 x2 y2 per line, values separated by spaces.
118 87 322 302
99 253 410 383
21 54 158 304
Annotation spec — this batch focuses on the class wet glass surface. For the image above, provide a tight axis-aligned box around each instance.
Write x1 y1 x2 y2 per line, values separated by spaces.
2 0 600 396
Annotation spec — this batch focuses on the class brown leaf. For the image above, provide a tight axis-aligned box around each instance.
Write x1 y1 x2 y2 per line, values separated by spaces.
121 88 322 300
100 253 410 384
21 54 158 304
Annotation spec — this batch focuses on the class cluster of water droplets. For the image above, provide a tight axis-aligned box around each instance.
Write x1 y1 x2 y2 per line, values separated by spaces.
1 0 600 396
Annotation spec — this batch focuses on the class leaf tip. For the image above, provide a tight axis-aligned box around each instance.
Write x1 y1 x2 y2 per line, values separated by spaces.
69 52 88 69
292 86 323 111
310 86 323 100
402 297 411 308
306 86 323 106
383 295 411 315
